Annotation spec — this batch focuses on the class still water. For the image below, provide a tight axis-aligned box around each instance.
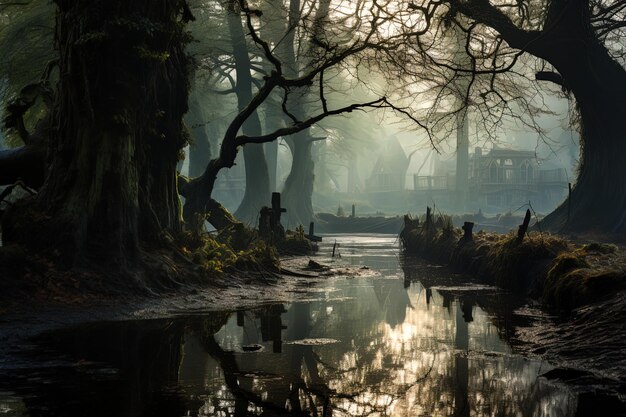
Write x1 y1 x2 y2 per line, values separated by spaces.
0 235 576 416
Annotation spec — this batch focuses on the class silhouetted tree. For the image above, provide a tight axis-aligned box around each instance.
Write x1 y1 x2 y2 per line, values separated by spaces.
403 0 626 233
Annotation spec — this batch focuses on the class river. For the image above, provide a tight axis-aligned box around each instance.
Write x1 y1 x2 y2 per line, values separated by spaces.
0 234 579 416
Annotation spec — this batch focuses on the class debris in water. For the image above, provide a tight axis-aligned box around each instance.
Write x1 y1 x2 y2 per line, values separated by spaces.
241 344 263 352
306 259 330 271
284 338 339 346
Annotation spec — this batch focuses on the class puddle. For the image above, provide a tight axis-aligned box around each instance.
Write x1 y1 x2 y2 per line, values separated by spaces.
0 234 579 416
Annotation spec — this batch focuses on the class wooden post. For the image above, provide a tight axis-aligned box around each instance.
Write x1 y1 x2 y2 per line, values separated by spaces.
462 222 474 242
426 206 432 231
351 204 356 218
332 240 338 257
517 209 531 243
307 221 322 242
271 192 286 226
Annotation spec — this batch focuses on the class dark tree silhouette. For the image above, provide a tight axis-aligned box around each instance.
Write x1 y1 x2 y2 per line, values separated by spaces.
404 0 626 234
2 0 193 271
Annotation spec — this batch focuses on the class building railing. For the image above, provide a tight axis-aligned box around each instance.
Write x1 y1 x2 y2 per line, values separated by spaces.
414 175 450 190
414 168 567 190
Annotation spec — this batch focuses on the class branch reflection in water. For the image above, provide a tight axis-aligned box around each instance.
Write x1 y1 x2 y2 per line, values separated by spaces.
0 235 577 417
179 278 575 417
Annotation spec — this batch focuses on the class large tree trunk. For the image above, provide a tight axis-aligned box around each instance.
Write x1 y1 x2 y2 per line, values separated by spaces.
540 38 626 234
282 133 315 228
278 0 330 228
457 0 626 235
3 0 191 267
226 0 270 225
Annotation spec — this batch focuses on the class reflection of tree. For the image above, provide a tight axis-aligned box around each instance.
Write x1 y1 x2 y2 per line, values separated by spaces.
7 278 577 417
259 304 286 353
9 317 225 417
453 298 472 417
202 335 304 416
373 279 412 328
201 302 379 416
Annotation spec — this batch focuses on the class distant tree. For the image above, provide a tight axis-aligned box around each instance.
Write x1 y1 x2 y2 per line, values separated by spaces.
0 0 421 275
179 0 417 230
224 0 272 224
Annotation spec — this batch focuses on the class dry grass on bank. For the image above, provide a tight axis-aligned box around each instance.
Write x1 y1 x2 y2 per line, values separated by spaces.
401 216 626 311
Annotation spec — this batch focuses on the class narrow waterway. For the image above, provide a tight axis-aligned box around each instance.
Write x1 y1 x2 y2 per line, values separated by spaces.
0 234 577 416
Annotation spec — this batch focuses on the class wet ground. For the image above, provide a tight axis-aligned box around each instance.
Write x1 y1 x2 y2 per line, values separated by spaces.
0 234 622 416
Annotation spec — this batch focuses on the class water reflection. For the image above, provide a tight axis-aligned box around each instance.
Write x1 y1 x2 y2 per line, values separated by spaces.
0 236 577 417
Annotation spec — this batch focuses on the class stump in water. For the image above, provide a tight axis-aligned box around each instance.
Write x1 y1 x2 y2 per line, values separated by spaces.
462 222 474 242
517 209 531 243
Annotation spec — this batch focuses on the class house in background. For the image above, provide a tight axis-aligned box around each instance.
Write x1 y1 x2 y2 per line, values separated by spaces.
469 147 568 212
366 137 410 192
411 146 569 213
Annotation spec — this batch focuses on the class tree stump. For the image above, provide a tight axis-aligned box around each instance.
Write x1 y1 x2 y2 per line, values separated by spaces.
259 206 272 239
462 222 474 242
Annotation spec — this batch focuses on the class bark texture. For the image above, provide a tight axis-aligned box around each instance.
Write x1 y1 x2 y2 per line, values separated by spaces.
3 0 192 267
541 39 626 233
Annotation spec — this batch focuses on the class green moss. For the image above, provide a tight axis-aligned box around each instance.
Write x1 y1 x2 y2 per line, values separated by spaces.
179 227 279 278
543 251 625 310
402 209 626 312
580 242 618 254
75 31 108 45
136 46 171 62
277 229 312 255
235 241 279 271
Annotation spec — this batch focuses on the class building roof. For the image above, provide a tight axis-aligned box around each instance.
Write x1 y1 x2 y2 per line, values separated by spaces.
486 148 536 159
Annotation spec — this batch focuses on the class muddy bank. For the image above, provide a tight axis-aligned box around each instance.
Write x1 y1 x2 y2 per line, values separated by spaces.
2 233 625 415
0 222 316 313
0 254 376 348
513 292 626 415
0 238 582 417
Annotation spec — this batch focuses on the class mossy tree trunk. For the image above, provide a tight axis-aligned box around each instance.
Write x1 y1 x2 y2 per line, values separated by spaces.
3 0 192 268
